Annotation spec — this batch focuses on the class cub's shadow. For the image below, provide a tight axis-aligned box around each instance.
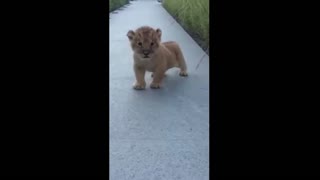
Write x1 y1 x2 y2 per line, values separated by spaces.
128 69 208 110
133 69 190 98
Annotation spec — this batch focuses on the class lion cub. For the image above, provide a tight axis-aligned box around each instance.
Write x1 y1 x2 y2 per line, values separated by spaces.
127 26 188 90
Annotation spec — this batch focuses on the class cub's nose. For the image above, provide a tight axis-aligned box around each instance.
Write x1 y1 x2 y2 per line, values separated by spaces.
143 50 150 55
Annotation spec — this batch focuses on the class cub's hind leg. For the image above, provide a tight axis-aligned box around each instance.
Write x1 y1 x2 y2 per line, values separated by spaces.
176 46 188 77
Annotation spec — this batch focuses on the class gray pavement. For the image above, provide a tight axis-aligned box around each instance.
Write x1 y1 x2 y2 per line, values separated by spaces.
109 0 209 179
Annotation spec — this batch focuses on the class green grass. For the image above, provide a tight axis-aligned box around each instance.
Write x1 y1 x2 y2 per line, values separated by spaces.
109 0 129 12
163 0 209 51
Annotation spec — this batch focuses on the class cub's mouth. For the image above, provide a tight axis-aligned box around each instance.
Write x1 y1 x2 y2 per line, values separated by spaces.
142 50 151 58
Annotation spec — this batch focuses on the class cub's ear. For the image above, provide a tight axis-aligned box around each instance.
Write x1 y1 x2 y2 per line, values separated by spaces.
155 28 162 39
127 30 135 41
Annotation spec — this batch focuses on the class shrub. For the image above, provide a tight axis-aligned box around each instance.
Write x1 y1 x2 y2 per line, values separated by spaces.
109 0 129 12
163 0 209 50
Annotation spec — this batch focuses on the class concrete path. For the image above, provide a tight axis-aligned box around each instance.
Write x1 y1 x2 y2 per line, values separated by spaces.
109 1 209 179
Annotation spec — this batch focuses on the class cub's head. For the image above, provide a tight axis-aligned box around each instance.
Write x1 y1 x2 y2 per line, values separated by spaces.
127 26 162 59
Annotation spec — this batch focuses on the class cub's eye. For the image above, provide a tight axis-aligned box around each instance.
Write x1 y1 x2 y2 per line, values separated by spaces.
150 42 154 46
138 42 142 46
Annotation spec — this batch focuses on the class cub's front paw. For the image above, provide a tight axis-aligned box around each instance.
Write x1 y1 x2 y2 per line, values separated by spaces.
150 82 161 89
179 70 188 77
133 82 146 90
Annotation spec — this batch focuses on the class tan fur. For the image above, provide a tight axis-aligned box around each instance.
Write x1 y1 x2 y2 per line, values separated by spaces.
127 26 188 90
